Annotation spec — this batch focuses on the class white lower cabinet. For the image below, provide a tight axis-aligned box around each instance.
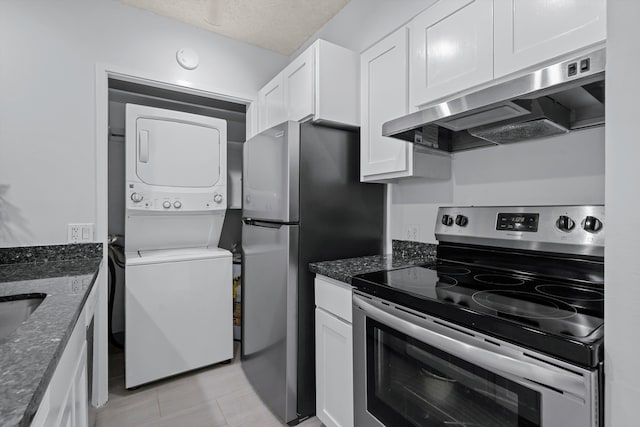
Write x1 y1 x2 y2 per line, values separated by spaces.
315 276 353 427
32 283 97 427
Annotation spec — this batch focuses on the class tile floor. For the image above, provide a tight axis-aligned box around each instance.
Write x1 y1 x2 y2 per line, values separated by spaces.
94 342 324 427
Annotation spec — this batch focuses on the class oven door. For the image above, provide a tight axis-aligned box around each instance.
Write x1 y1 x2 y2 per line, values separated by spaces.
353 294 599 427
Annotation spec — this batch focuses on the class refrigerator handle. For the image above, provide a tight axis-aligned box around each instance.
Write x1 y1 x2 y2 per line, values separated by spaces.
242 218 284 229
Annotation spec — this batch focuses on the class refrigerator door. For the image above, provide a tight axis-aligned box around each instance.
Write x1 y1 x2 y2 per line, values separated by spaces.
241 220 299 423
243 121 300 223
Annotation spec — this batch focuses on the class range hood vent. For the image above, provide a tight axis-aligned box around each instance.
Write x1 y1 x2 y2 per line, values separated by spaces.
383 48 605 152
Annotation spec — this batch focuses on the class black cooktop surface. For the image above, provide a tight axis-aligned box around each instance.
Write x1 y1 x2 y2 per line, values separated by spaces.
352 261 604 367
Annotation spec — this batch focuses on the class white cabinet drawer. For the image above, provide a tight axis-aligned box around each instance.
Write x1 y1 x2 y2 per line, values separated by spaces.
315 276 352 324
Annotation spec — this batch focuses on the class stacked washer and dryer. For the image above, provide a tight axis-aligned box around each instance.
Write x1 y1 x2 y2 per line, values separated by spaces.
123 104 232 389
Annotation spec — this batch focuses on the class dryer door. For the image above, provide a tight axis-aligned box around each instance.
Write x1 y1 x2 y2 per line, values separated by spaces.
127 104 226 188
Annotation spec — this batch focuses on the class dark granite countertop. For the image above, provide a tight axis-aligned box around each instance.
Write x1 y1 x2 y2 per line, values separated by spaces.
309 240 437 284
0 244 102 427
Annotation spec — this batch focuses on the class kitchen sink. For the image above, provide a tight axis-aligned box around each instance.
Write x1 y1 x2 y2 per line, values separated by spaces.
0 294 46 343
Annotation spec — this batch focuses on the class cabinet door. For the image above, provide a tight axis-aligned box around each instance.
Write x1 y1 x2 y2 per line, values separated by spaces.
73 343 89 427
494 0 606 78
410 0 493 108
257 74 286 132
315 308 353 427
283 46 315 122
360 27 413 181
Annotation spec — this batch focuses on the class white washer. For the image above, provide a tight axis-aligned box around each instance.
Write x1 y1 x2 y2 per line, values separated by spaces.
124 104 232 388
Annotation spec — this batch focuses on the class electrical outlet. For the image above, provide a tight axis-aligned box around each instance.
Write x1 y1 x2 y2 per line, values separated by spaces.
68 223 95 243
68 277 92 293
404 224 420 241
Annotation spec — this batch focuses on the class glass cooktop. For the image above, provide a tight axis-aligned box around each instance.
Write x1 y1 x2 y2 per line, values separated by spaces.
353 262 605 367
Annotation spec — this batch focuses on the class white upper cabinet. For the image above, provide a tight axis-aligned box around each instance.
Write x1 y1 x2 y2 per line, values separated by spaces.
410 0 494 108
257 74 286 132
361 27 452 182
361 27 412 181
257 39 358 133
494 0 606 78
283 47 315 122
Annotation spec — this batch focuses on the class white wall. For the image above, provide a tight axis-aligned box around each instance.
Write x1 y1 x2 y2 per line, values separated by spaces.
391 127 605 243
605 1 640 425
0 0 287 247
292 0 437 55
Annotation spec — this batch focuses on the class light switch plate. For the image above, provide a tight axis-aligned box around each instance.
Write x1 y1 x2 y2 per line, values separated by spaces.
68 223 94 243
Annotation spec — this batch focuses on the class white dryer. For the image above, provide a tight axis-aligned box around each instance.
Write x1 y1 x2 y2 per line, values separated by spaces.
124 104 232 388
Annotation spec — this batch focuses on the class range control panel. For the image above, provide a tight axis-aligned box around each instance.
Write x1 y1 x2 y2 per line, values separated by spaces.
435 205 605 257
496 213 539 232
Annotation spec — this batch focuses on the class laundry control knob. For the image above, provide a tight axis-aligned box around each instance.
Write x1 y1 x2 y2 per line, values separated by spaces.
214 194 223 204
162 201 172 209
455 215 468 227
556 215 575 232
130 192 143 203
441 214 453 226
582 216 603 233
173 201 182 209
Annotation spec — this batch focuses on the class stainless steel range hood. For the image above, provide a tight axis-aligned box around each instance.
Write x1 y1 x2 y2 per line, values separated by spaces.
383 48 605 152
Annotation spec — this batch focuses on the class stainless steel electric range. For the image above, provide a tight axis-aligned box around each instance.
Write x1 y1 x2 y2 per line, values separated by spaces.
352 206 605 427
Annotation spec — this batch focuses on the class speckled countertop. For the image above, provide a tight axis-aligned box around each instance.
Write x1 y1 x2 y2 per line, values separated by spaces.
0 244 102 427
309 240 437 284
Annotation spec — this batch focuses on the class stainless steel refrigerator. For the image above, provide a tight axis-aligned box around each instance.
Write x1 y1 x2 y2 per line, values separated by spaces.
241 121 384 424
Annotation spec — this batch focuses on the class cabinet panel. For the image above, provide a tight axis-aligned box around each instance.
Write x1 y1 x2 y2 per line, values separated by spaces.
315 40 359 127
315 308 353 427
494 0 606 78
36 295 91 427
257 74 286 132
283 47 315 122
256 40 358 132
73 344 89 427
360 27 413 180
410 0 493 107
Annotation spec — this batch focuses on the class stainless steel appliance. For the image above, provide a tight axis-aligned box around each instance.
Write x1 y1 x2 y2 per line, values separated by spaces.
242 121 384 424
352 205 604 427
382 48 605 151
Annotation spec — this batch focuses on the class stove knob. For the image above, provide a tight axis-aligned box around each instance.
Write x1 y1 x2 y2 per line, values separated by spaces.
173 201 182 209
441 214 453 226
130 192 143 203
214 194 223 204
455 215 468 227
162 201 171 209
582 216 603 233
556 215 575 232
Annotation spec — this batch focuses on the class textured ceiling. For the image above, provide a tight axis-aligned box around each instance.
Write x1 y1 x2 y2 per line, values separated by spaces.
117 0 350 55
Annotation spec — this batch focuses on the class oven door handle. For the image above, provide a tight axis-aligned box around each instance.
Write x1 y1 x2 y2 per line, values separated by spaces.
354 296 587 399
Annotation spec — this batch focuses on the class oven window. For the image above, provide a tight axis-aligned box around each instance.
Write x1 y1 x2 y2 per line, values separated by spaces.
366 319 541 427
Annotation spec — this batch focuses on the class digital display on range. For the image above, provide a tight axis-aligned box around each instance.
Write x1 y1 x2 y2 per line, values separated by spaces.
496 213 539 232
